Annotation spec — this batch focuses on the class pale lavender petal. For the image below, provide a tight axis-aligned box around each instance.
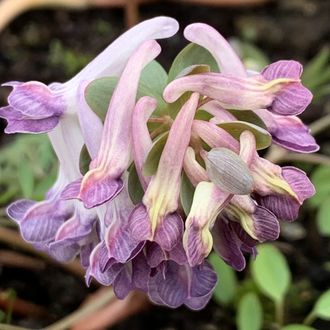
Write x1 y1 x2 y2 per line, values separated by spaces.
201 101 237 123
163 73 278 109
154 213 184 251
255 109 319 153
70 17 179 82
6 81 64 118
269 82 313 116
184 23 246 76
78 40 161 208
132 96 157 190
192 120 239 152
262 60 302 80
106 223 143 263
183 147 208 187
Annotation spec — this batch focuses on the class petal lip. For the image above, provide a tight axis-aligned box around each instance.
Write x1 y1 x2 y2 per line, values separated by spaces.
184 23 246 77
69 16 179 83
255 109 319 153
261 61 313 116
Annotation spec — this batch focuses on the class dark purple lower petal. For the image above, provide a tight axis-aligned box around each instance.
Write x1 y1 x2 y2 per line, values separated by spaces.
258 166 315 221
154 213 184 251
184 221 212 267
251 205 279 241
129 204 152 242
190 261 217 298
87 242 123 286
5 116 60 134
212 218 246 271
255 109 319 153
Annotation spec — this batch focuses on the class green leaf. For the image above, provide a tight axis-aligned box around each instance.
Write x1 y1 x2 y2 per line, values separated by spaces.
168 43 219 82
209 252 238 305
85 76 117 120
312 289 330 320
85 75 167 122
227 110 267 129
251 244 291 304
316 199 330 236
237 292 263 330
309 165 330 207
142 131 168 177
128 164 144 205
180 173 195 215
195 110 213 121
303 47 330 86
217 121 271 150
140 60 168 95
281 325 316 330
79 145 91 175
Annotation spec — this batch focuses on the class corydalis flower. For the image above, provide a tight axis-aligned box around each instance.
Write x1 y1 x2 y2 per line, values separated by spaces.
62 40 162 209
0 17 179 134
129 93 200 251
181 22 317 152
2 17 180 263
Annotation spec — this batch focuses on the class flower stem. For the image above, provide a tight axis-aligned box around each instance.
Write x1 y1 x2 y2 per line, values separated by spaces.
275 301 284 327
303 311 317 326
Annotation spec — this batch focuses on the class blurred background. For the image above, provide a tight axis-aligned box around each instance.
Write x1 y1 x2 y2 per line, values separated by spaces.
0 0 329 329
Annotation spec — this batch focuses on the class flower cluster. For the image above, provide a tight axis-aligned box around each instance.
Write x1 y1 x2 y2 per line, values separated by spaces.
0 18 317 310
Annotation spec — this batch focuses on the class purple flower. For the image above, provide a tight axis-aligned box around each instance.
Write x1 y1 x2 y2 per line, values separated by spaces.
0 17 179 134
1 19 318 311
61 40 162 209
129 93 200 251
181 22 316 152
